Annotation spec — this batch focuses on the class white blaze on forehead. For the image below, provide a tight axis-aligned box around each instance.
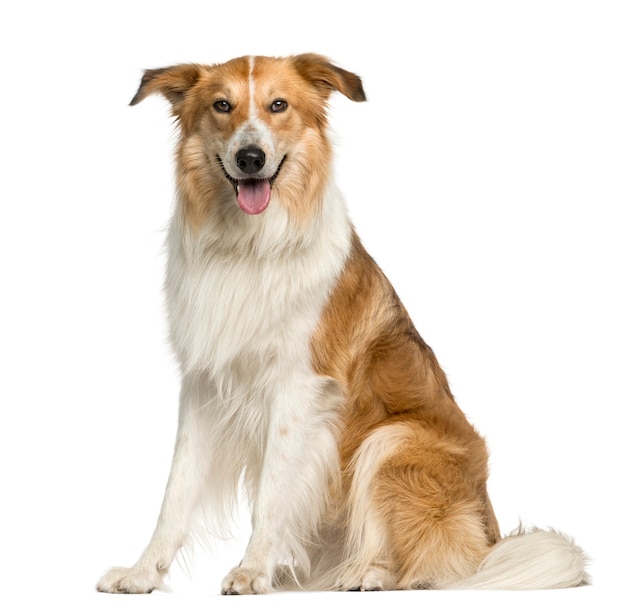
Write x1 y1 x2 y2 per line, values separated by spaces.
224 55 276 175
248 55 257 120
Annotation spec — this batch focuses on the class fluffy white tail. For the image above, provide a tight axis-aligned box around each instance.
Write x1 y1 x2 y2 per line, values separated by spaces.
449 529 589 590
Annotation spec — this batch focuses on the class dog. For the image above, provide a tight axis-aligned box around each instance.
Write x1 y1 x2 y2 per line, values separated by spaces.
97 54 587 594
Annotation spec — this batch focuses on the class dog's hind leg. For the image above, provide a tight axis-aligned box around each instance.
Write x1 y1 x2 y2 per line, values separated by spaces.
337 420 493 591
97 375 212 594
332 423 404 591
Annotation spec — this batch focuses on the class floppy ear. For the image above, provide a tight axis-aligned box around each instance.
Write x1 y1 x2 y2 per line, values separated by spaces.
129 64 202 110
292 53 366 102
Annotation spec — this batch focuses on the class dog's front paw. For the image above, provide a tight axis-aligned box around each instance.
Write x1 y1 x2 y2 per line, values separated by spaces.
221 566 270 595
96 566 162 594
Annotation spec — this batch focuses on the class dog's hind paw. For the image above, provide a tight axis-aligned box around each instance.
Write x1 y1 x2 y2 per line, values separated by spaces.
221 566 270 595
340 565 396 592
96 566 162 594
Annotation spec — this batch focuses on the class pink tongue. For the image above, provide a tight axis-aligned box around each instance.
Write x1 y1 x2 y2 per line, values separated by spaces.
237 180 271 215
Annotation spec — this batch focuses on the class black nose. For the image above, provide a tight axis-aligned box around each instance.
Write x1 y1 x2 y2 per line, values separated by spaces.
236 146 266 174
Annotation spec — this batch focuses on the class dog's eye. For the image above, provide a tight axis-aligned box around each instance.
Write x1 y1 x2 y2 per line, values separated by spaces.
270 99 288 113
213 100 231 113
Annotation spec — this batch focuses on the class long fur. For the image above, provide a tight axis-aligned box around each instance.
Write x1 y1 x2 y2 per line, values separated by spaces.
97 54 588 595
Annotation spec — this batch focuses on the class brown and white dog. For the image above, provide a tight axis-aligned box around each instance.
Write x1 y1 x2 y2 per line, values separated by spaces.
97 54 587 595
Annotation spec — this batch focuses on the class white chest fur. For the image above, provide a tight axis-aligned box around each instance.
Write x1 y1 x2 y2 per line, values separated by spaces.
165 184 352 379
162 185 353 541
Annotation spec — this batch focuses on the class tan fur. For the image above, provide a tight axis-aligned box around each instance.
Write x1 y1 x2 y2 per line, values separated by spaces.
131 54 364 231
311 234 501 588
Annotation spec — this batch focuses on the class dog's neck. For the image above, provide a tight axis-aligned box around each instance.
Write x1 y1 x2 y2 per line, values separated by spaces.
173 173 349 261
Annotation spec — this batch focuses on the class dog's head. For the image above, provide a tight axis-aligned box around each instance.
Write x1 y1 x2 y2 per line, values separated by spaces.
131 54 365 227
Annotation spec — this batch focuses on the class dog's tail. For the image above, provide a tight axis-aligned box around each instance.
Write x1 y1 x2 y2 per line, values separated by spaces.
448 527 589 590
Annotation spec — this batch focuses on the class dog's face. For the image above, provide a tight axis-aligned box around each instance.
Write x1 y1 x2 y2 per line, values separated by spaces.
131 54 365 227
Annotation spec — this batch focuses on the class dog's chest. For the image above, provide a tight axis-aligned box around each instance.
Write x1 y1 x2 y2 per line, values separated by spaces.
166 239 342 377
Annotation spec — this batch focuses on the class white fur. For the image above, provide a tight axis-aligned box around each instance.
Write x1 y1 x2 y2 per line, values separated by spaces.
220 57 280 182
166 178 351 375
450 529 589 590
97 175 353 594
174 181 352 594
97 56 355 594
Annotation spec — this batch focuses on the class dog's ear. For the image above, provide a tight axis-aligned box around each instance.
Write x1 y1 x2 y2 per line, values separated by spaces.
292 54 366 102
130 64 202 110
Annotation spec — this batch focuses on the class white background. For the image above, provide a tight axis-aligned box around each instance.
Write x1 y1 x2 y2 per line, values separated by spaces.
1 1 624 608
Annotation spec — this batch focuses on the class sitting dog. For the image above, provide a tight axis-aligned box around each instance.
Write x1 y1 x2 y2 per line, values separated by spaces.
97 53 587 594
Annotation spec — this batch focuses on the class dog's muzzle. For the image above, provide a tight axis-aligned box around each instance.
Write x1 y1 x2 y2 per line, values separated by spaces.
219 153 286 215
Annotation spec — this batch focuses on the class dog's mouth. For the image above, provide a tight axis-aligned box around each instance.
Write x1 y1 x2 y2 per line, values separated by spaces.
218 156 285 215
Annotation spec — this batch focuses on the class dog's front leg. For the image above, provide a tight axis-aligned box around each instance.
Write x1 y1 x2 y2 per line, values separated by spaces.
222 376 342 595
97 375 211 593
